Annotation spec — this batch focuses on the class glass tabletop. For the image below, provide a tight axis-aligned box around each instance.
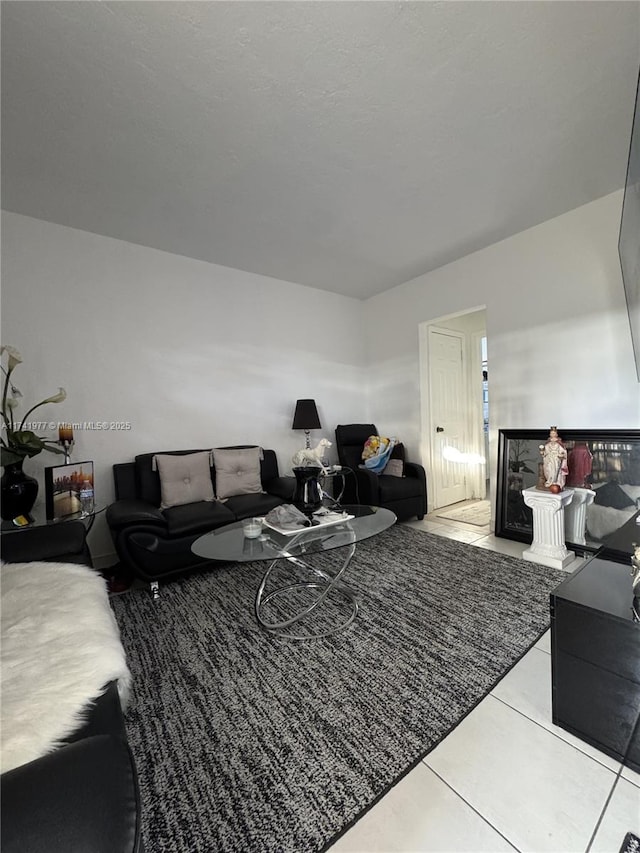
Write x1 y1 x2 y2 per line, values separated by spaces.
192 505 396 563
1 504 106 533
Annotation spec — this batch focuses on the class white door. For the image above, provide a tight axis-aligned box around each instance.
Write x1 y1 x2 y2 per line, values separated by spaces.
429 327 467 508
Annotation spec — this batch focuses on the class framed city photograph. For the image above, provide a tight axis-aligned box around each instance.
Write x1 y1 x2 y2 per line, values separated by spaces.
496 429 640 554
45 460 94 521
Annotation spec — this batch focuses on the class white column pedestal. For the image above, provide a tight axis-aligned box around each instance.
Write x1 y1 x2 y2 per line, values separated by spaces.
522 487 575 569
564 487 596 546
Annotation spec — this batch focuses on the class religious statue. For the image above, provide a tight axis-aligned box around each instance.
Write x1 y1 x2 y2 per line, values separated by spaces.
539 426 569 491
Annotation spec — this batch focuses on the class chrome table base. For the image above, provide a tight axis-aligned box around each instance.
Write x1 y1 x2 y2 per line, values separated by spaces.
254 543 358 640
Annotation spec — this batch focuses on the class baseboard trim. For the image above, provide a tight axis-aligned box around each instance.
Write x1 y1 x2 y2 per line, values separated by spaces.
92 551 119 571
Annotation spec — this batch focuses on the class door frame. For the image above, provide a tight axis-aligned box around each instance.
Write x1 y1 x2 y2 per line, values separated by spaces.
469 330 487 499
418 308 487 513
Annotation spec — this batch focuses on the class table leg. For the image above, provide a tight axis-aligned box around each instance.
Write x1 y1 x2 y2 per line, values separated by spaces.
254 542 358 639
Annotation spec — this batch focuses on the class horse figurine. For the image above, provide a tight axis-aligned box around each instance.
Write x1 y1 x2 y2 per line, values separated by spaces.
292 438 332 474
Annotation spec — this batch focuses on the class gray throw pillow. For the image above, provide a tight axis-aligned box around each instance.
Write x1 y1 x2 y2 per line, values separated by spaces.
213 447 264 500
383 459 404 477
154 452 215 509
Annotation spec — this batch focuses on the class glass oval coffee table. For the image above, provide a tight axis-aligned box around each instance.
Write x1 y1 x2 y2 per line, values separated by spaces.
192 505 396 640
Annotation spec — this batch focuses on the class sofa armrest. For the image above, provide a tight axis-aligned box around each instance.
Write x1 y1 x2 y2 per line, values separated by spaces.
404 461 426 480
403 462 428 515
1 734 143 853
65 681 128 743
107 500 166 530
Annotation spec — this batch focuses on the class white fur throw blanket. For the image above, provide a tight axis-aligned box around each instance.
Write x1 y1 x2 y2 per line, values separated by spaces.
1 561 131 773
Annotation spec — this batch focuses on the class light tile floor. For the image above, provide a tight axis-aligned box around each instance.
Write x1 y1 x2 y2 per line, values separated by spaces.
328 504 640 853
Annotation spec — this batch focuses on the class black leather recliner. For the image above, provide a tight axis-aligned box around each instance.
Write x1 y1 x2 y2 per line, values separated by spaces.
0 523 143 853
335 424 427 521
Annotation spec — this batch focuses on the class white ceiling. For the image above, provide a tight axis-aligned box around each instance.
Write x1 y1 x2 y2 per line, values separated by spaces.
2 1 639 300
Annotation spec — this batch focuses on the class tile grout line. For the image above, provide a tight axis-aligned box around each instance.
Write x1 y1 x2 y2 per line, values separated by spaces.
620 769 640 790
421 764 522 852
423 697 619 853
584 771 630 853
489 693 623 775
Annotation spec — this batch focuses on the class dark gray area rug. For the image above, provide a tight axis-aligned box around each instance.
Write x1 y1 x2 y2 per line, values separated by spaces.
111 525 566 853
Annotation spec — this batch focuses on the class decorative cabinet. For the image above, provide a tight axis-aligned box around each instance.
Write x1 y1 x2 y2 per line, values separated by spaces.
551 555 640 772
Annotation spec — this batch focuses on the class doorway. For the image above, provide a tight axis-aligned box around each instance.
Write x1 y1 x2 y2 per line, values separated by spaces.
481 335 490 496
419 308 488 511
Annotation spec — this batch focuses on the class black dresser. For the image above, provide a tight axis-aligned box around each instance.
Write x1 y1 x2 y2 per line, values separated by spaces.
551 555 640 772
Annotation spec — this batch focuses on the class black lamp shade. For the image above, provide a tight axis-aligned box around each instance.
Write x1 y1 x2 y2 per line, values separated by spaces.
292 399 321 431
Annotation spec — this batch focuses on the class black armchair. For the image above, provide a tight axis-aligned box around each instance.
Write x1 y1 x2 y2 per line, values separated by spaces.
335 424 427 521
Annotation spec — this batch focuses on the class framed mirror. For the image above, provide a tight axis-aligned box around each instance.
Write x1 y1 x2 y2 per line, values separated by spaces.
496 429 640 553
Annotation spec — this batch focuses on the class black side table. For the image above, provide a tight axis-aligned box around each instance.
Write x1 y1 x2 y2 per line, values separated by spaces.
551 554 640 772
320 467 353 506
1 520 93 567
1 506 104 569
1 504 105 536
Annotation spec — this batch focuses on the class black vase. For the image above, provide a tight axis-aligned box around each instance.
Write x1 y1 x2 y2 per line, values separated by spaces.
292 466 323 517
1 460 39 520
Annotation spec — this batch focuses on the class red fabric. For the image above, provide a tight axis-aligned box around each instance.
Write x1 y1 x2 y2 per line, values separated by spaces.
566 443 593 487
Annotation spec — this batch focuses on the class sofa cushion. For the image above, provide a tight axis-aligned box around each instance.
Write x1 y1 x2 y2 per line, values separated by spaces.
382 444 405 477
224 492 286 520
154 451 215 509
383 459 404 477
213 447 263 500
134 448 213 506
162 501 235 537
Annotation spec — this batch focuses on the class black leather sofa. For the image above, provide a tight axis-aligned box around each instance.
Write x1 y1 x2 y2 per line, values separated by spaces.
0 523 143 853
335 424 427 522
107 446 293 590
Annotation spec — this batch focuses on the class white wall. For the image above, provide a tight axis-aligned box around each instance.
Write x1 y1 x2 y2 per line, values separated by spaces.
1 212 367 564
3 191 639 560
363 190 640 506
